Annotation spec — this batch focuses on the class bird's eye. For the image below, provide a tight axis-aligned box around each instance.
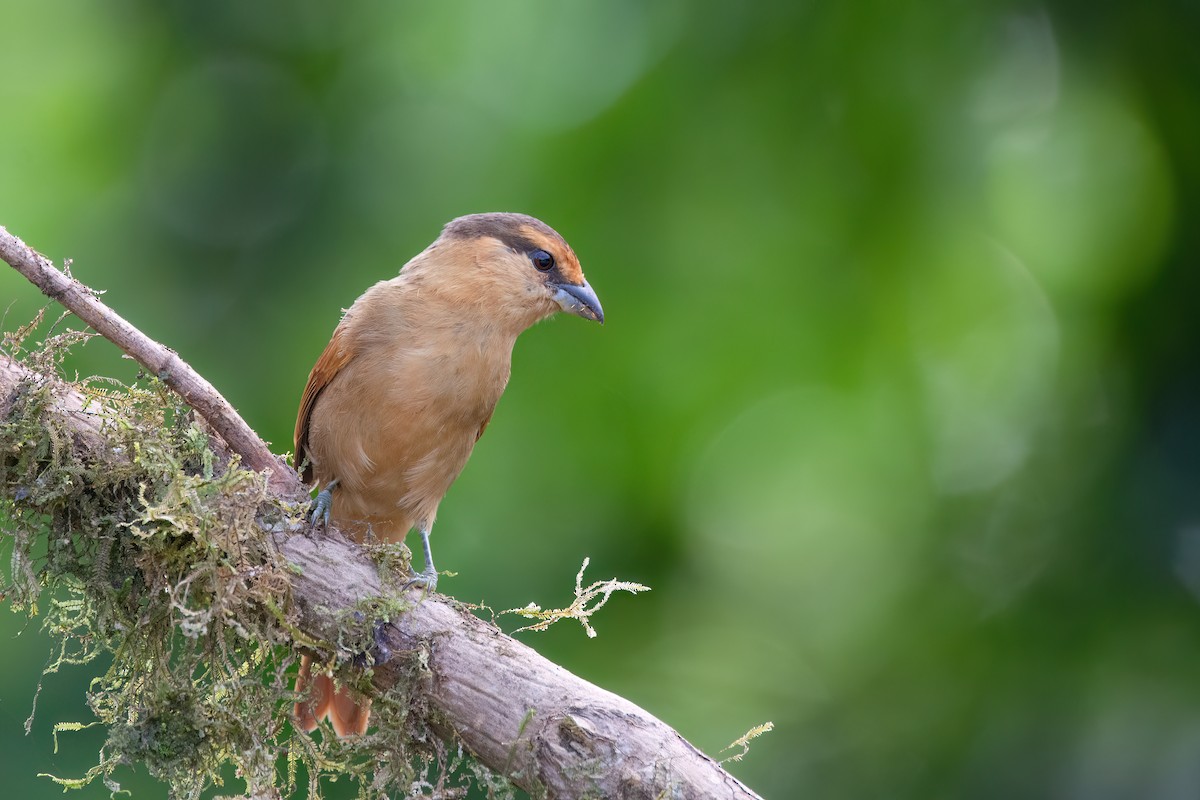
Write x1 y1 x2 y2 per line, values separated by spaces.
530 249 555 271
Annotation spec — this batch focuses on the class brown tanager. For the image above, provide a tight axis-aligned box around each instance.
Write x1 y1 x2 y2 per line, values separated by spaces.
292 213 603 736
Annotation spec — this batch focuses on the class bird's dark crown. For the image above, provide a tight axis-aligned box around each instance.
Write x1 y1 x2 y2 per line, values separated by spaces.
441 212 584 286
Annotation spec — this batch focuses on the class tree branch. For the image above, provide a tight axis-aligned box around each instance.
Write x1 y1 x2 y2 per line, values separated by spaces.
0 228 764 799
0 225 296 493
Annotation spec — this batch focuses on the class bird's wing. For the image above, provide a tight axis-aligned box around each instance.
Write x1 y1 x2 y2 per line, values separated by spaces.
294 324 355 484
475 410 495 443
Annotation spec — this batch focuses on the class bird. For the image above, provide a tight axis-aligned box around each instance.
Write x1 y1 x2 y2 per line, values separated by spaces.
291 212 603 737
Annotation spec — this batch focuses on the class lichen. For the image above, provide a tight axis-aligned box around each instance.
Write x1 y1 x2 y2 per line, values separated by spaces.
0 316 520 800
500 557 650 638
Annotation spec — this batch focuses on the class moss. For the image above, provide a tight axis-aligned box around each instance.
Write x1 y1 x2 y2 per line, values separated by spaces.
0 318 519 800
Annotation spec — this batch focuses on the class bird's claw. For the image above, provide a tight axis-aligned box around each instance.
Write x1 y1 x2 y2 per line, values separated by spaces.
402 567 439 594
308 479 338 527
308 491 331 527
402 525 439 594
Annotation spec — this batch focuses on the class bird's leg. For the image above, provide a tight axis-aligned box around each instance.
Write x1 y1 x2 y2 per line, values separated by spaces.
402 524 439 592
309 478 339 527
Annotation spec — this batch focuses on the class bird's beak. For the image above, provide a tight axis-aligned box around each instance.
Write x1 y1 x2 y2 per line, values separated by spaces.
551 279 604 324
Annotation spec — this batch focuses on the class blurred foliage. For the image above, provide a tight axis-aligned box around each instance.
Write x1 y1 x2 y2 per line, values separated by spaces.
1 0 1198 797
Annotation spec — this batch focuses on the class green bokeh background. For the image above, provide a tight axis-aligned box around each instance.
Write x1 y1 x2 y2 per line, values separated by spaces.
2 1 1198 797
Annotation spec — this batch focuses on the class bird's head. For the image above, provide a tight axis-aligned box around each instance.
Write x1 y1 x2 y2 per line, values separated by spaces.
422 212 604 333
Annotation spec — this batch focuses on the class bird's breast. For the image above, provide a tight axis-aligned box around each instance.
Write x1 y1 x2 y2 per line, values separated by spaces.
308 328 514 530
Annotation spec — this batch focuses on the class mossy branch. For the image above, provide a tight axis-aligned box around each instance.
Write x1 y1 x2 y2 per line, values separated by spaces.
0 226 296 493
0 225 764 800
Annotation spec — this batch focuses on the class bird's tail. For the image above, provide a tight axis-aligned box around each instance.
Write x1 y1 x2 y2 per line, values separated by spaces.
294 655 372 737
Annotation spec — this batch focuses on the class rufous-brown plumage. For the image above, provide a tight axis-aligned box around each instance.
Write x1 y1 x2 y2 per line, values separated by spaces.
292 213 602 737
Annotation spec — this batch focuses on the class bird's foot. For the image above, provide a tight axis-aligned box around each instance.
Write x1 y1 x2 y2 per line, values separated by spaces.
308 478 339 527
401 525 439 593
401 565 439 594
